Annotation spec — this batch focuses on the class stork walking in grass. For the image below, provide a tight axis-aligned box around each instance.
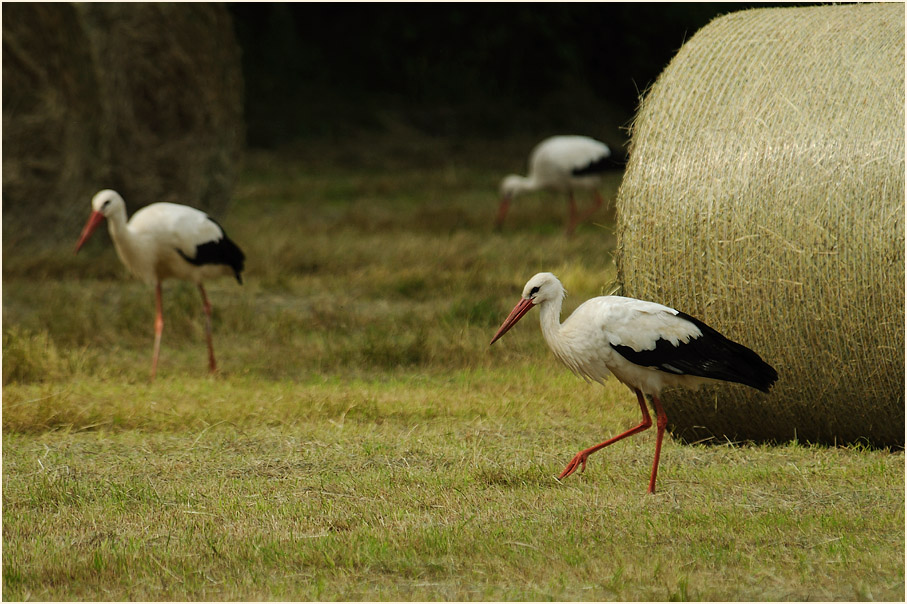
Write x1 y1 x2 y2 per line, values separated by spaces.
496 135 613 235
75 189 245 380
490 272 778 493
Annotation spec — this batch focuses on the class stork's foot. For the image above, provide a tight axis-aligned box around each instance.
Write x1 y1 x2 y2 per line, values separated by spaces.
557 451 591 480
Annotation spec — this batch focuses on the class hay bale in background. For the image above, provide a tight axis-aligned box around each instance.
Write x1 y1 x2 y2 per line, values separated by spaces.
75 3 243 212
615 4 904 447
2 3 107 246
2 3 243 248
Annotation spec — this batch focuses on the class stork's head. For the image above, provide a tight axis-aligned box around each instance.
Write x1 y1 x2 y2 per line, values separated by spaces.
520 272 565 305
490 272 565 344
75 189 125 253
498 174 529 200
91 189 127 216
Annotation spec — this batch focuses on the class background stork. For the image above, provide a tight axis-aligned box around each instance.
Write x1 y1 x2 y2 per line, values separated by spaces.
75 189 245 380
496 135 614 235
490 272 778 493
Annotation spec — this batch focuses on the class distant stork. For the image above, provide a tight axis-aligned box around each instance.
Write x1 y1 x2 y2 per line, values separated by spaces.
496 135 613 235
490 272 778 493
75 189 245 379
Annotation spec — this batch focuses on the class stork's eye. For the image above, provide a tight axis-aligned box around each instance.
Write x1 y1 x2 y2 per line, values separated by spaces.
102 200 111 209
529 286 540 297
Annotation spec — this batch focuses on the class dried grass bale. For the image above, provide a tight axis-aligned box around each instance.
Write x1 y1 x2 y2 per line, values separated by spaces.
2 3 243 248
2 3 107 245
614 3 904 447
75 3 243 213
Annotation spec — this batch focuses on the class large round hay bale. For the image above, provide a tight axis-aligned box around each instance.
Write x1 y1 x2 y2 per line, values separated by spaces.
2 3 243 248
2 3 107 245
615 4 904 447
75 3 244 213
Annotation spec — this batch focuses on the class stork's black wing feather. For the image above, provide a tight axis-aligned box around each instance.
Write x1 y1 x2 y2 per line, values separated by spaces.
571 155 611 176
571 151 625 176
610 312 778 393
176 217 246 284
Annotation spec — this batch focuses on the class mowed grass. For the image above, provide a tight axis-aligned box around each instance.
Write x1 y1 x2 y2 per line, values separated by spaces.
3 138 904 600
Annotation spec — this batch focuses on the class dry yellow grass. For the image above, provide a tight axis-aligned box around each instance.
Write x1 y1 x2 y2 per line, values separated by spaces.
3 142 903 600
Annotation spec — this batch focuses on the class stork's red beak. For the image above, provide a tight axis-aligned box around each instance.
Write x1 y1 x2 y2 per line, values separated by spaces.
74 210 105 253
490 297 535 345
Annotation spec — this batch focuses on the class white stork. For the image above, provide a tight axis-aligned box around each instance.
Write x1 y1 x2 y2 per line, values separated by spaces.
490 272 778 493
496 135 613 235
75 189 245 380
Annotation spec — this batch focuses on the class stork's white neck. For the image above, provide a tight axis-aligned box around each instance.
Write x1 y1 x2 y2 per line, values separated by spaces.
103 204 143 278
513 175 539 195
501 174 540 198
105 205 129 239
535 285 603 383
537 293 566 350
104 204 133 253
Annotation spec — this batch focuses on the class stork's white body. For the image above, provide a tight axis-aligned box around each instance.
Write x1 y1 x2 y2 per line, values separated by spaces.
75 189 245 379
105 201 238 285
540 294 708 396
497 135 612 235
490 272 778 493
507 135 611 195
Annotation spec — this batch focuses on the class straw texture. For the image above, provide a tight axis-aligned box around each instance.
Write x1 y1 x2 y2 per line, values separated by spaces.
615 3 904 447
2 3 243 247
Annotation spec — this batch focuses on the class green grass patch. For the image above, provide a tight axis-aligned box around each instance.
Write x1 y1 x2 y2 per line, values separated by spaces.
3 141 902 600
3 373 903 600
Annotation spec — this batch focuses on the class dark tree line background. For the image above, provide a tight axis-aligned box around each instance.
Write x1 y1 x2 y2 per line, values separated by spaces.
227 3 811 150
2 2 822 245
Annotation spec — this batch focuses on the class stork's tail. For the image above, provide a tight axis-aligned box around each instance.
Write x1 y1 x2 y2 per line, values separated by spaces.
676 312 779 393
610 312 779 393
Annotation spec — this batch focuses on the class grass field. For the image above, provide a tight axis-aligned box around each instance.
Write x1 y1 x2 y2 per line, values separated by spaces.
3 137 904 600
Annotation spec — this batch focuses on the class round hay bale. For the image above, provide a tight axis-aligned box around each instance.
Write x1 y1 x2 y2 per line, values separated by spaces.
75 3 244 214
1 3 107 246
2 3 243 249
614 4 904 447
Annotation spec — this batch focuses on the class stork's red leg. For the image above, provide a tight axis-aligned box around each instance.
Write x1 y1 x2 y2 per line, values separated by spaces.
558 388 652 480
151 282 164 381
647 394 669 494
198 284 217 374
580 190 604 223
494 197 511 230
566 191 579 236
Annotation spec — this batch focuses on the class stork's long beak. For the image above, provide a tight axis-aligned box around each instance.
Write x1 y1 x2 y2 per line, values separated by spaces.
74 210 105 253
490 297 535 345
